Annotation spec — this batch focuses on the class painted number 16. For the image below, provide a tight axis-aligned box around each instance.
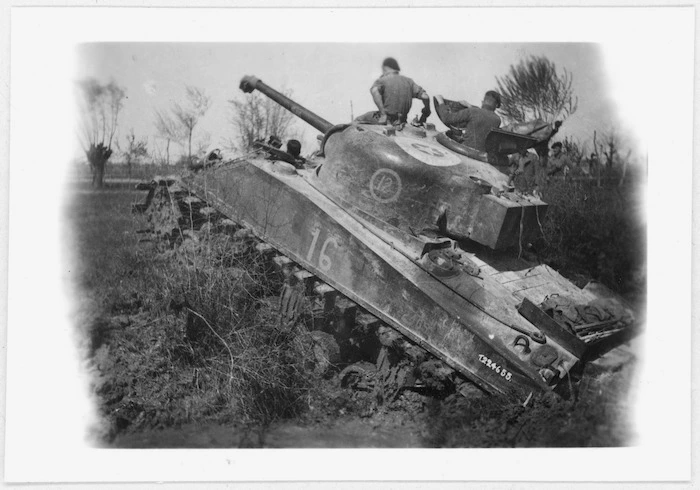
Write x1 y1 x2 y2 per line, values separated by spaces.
307 228 338 272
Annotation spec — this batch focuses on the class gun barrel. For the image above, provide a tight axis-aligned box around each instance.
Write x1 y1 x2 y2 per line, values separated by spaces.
240 76 334 134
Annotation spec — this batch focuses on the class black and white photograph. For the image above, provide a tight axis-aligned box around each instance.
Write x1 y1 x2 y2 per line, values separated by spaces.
2 4 694 486
72 41 646 449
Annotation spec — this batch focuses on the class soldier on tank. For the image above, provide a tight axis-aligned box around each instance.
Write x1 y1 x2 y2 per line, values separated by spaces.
433 90 502 152
286 139 306 168
508 147 539 192
355 57 431 128
546 142 571 181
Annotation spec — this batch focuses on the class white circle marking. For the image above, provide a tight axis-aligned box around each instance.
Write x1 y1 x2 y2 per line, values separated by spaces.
394 136 462 167
369 168 402 203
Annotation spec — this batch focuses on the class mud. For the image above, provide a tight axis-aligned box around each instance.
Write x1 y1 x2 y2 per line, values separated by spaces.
112 415 423 448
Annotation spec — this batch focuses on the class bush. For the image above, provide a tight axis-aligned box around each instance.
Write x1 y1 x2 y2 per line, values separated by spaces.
77 188 325 440
535 177 645 300
165 231 318 427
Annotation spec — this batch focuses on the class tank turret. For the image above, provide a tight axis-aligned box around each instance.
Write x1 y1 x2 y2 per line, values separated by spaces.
240 75 546 251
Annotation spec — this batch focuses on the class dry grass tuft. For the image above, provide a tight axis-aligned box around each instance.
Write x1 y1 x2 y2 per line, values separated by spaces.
73 186 323 440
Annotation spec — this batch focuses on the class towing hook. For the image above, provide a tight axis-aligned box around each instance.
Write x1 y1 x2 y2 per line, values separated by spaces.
508 323 547 344
513 335 531 354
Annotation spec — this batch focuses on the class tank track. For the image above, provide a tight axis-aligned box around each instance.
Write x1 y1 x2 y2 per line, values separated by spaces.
134 176 465 403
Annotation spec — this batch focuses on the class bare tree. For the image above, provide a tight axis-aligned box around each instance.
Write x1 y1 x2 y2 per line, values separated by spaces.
601 129 618 170
495 56 578 167
562 136 585 167
154 109 183 165
593 128 634 186
228 91 296 151
76 78 126 187
172 85 211 162
119 128 149 179
599 128 635 187
496 55 578 125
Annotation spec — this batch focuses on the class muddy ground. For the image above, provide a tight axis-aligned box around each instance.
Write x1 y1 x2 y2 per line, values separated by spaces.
71 183 640 448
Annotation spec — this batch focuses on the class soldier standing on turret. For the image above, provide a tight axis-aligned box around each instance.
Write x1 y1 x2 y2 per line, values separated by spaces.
355 57 431 127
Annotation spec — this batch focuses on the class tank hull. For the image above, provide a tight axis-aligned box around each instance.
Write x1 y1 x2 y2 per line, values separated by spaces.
186 159 580 400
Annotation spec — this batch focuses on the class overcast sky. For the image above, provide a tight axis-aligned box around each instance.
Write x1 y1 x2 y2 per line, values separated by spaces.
76 43 619 160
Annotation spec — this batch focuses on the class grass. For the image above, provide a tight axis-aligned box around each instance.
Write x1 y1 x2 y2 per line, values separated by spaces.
71 185 326 441
535 175 645 303
68 162 187 183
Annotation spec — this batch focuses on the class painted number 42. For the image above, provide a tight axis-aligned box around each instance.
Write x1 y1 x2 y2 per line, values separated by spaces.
307 227 339 272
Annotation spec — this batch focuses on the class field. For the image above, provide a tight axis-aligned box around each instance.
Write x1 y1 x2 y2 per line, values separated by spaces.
70 170 643 448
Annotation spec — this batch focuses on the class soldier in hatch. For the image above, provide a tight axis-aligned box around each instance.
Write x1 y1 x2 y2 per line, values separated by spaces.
546 142 571 181
508 147 539 192
355 57 431 127
286 139 306 168
433 90 502 152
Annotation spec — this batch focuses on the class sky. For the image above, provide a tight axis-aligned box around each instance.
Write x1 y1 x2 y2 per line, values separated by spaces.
75 43 620 161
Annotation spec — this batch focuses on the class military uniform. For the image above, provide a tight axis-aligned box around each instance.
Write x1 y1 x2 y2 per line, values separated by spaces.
435 104 501 152
547 152 570 178
356 71 426 125
508 150 539 192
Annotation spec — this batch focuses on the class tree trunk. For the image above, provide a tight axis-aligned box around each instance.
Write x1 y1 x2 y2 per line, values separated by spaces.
618 150 631 187
93 162 106 188
86 142 112 188
618 161 627 187
166 139 171 166
188 129 193 163
594 131 601 188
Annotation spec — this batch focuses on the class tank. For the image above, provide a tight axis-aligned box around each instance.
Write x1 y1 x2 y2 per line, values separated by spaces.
136 75 635 402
